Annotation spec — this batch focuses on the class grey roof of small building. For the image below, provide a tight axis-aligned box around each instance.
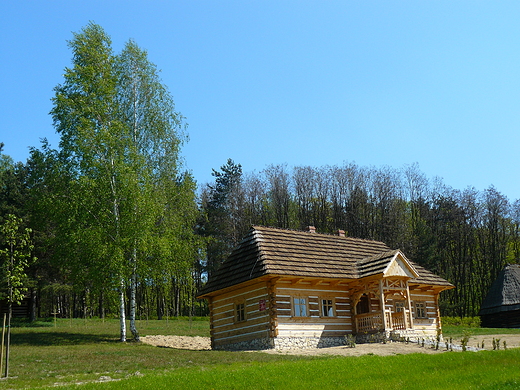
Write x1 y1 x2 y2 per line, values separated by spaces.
479 264 520 315
198 226 454 297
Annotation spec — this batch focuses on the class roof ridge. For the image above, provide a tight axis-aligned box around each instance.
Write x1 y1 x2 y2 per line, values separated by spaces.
251 225 393 245
248 230 266 278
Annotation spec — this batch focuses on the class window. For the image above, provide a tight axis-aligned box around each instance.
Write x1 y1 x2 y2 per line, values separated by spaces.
395 301 405 313
414 302 427 318
293 297 308 317
321 299 334 317
235 302 246 322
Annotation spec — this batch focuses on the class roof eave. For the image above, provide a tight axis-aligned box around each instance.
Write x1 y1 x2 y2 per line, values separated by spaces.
196 274 274 299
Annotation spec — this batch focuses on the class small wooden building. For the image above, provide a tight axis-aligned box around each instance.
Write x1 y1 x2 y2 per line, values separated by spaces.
479 264 520 328
197 226 454 350
0 297 31 319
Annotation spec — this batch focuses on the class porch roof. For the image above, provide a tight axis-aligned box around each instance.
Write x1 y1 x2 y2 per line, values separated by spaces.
357 250 419 279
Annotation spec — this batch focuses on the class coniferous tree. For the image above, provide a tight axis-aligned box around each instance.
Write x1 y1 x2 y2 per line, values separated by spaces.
200 159 244 278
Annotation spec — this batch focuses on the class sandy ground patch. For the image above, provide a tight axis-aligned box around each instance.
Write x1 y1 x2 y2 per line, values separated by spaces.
260 341 443 356
141 334 520 356
141 335 211 350
463 334 520 351
140 335 444 356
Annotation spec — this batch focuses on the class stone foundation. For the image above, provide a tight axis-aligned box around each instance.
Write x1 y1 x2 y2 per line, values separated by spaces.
355 332 388 344
214 332 443 351
215 336 348 351
274 336 347 349
388 329 440 344
355 330 440 344
213 337 274 351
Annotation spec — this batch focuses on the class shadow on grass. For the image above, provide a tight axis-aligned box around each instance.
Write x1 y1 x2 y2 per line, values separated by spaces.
9 318 55 328
10 331 119 346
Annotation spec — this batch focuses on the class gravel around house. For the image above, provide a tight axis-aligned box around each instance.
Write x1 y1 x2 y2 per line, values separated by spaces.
140 334 520 356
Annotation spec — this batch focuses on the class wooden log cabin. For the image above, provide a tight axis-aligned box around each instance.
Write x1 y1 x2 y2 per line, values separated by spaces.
197 226 454 350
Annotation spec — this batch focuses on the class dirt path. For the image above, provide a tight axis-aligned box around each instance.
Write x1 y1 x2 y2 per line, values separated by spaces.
463 334 520 351
140 334 520 356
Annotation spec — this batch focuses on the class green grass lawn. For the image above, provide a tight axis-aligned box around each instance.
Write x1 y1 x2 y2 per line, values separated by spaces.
1 318 519 389
72 350 520 390
1 317 307 389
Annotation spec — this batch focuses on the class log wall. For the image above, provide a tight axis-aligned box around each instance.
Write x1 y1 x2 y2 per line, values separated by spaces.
275 280 353 339
481 310 520 328
409 288 440 337
210 281 271 348
208 278 445 349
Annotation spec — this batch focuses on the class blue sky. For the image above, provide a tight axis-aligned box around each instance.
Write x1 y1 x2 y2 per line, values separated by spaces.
1 1 520 200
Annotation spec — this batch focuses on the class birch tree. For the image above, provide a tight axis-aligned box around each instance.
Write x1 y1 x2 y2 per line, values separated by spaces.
115 39 194 339
49 23 196 341
50 22 126 338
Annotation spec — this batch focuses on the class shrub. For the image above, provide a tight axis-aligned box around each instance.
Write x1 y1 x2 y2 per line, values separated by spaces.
442 316 481 327
344 334 356 348
461 330 471 352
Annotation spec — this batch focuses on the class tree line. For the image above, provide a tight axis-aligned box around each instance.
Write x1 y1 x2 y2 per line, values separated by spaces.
199 159 520 317
1 24 518 339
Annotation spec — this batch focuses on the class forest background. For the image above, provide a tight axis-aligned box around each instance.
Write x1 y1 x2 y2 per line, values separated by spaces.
1 24 519 338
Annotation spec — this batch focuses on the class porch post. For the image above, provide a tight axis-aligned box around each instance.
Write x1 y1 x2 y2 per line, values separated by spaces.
351 291 362 334
434 292 442 334
405 281 414 330
379 280 387 331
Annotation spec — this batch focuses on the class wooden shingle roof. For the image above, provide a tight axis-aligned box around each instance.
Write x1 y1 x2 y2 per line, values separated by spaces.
479 264 520 316
198 226 453 297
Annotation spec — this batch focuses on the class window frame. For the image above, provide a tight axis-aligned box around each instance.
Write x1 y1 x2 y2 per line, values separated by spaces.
292 296 308 317
320 298 335 318
414 301 427 319
235 300 246 323
394 300 405 314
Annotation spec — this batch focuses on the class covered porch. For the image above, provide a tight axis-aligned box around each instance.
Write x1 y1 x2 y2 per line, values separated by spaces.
352 277 415 335
350 249 423 337
355 310 411 334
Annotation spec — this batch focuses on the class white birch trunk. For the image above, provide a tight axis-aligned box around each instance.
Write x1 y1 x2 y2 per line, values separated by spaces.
110 160 127 342
128 80 140 342
129 246 139 341
119 279 126 342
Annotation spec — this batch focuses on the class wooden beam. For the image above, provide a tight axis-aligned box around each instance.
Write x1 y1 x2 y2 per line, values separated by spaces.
405 281 414 330
379 279 387 332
